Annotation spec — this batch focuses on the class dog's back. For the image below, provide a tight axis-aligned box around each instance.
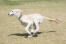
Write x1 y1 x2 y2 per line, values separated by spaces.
20 14 44 24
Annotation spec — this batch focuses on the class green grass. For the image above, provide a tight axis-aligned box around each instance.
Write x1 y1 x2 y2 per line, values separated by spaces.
0 0 66 5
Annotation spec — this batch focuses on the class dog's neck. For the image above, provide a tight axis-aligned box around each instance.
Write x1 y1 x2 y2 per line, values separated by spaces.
15 14 22 20
18 15 22 20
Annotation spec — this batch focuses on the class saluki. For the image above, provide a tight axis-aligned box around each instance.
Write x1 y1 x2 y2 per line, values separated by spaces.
8 9 61 37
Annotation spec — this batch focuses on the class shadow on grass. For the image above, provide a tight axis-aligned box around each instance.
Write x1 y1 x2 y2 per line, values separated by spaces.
46 30 56 33
8 30 56 38
8 32 42 37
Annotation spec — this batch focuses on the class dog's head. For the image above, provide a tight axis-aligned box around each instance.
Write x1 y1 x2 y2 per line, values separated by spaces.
8 9 23 16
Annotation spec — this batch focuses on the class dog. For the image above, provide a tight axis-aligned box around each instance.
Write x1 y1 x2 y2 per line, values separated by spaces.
8 9 60 37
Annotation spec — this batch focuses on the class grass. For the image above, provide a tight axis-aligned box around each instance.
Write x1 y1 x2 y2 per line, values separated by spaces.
0 0 66 5
0 0 66 44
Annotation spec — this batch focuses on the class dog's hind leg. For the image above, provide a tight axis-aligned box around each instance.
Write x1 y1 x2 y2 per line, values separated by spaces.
32 22 39 37
34 22 39 33
25 22 33 37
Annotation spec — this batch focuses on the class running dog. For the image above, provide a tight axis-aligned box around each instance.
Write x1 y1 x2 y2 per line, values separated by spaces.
8 9 60 37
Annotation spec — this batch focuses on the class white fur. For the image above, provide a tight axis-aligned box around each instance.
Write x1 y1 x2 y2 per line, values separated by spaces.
8 9 56 37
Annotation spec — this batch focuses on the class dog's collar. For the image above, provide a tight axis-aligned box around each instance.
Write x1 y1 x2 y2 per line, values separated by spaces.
18 15 22 20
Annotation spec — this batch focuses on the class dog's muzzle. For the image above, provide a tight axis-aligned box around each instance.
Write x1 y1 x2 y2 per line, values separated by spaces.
8 14 14 16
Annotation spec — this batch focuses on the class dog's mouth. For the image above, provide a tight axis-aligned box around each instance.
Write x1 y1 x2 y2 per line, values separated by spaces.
8 14 14 16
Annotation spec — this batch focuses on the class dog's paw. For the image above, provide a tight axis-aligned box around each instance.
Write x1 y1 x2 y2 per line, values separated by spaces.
28 35 32 38
33 34 38 37
24 34 32 38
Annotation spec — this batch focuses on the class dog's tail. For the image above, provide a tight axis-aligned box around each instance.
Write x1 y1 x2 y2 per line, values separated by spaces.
43 16 62 23
43 16 55 20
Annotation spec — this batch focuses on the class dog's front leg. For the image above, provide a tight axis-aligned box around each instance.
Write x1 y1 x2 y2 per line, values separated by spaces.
25 22 33 37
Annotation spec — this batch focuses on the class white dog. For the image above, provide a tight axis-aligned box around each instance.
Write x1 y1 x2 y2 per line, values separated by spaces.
8 9 60 37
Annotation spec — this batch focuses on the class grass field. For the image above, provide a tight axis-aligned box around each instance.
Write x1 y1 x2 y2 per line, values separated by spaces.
0 0 66 44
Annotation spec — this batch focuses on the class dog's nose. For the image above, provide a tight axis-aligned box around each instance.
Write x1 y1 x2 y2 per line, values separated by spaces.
8 14 9 15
